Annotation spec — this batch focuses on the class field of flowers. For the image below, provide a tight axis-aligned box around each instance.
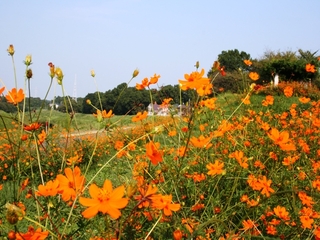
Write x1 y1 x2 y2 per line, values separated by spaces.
0 45 320 239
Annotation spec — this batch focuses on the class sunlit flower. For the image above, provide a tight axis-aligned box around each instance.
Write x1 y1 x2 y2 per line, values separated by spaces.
249 72 259 81
5 88 25 105
179 69 211 92
305 63 316 73
56 166 85 202
79 179 128 219
37 179 59 197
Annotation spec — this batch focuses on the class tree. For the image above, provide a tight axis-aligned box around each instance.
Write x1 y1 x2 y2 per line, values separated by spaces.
258 50 319 82
218 49 251 72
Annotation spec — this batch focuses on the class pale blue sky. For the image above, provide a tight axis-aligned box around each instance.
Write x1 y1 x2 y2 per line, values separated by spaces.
1 0 319 99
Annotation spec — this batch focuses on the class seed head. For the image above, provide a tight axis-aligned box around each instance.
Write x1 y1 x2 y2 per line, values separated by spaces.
26 69 33 79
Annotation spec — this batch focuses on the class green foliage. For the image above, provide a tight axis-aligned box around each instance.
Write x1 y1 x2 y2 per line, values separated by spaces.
218 49 251 72
258 49 319 82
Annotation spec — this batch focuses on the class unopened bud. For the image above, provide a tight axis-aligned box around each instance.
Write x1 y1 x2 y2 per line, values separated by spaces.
212 61 220 71
55 67 64 85
7 45 15 56
48 62 55 78
86 99 91 105
24 55 32 66
132 69 139 78
195 61 199 69
91 70 95 77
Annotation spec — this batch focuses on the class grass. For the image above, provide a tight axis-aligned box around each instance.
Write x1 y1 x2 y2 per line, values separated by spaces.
1 55 320 239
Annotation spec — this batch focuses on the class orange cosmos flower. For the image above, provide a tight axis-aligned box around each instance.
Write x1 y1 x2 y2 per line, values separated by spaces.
149 73 160 84
248 72 259 81
262 95 274 106
79 179 128 219
242 95 251 105
244 59 252 66
258 175 275 197
267 128 296 151
132 111 148 122
23 122 42 132
273 206 290 221
179 69 210 91
190 135 212 148
299 97 311 104
56 166 85 202
93 109 113 119
5 88 25 105
136 74 160 90
150 194 180 216
146 141 163 165
300 215 314 229
298 191 315 207
206 160 225 176
15 226 49 240
305 63 316 73
160 98 173 107
173 229 183 240
229 150 249 169
240 219 257 231
0 86 5 95
283 86 293 97
134 184 158 208
37 179 59 197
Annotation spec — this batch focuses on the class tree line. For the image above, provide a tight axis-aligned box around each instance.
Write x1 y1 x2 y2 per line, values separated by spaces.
1 49 318 115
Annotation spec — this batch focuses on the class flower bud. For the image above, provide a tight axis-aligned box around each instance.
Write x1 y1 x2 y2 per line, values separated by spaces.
91 70 95 77
195 61 199 69
86 99 91 105
212 61 220 71
132 69 139 78
55 67 64 85
24 55 32 66
5 203 24 225
7 44 15 56
48 62 55 78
